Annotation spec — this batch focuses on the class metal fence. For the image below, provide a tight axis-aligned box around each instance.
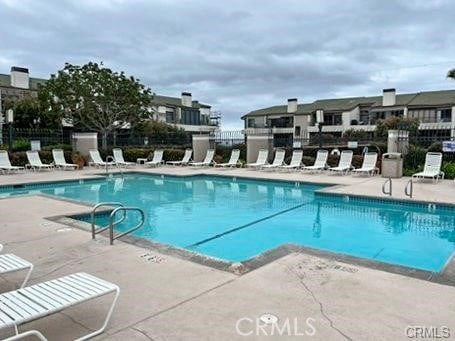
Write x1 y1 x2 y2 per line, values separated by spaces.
1 128 72 148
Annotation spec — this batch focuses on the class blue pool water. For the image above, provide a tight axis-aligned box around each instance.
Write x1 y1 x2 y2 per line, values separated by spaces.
1 173 454 271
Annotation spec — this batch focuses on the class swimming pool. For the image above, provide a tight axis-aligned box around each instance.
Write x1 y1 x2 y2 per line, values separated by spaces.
1 173 454 272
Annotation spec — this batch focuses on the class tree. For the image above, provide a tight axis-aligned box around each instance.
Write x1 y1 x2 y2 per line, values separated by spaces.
447 69 455 80
38 62 153 149
375 116 420 138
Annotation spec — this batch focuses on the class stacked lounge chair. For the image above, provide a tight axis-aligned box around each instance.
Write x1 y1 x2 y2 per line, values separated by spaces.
412 152 444 183
246 149 269 169
26 151 53 171
52 149 78 170
0 150 24 174
214 149 241 168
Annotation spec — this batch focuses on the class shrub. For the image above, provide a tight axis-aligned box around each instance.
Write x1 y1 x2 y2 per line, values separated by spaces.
427 142 442 153
442 162 455 180
403 144 427 171
163 149 185 161
302 156 315 166
11 139 31 152
122 148 153 162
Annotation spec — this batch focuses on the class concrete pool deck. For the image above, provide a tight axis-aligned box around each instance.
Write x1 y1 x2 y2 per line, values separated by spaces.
1 167 455 340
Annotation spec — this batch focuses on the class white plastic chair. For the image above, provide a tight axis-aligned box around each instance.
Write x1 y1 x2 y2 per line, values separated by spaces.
328 150 353 174
167 149 192 166
352 152 379 176
189 149 215 167
0 150 24 174
52 149 77 170
0 272 119 340
26 151 53 171
113 148 135 167
261 149 285 170
279 150 303 171
145 149 164 167
246 149 269 168
0 253 33 289
412 152 444 183
214 149 241 168
302 150 328 172
89 149 115 168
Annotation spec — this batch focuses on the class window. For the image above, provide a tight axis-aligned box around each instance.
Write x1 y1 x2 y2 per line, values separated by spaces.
247 118 256 128
181 109 201 125
370 110 404 124
267 116 293 128
165 110 175 123
323 112 342 126
408 109 437 123
359 110 370 125
440 108 452 122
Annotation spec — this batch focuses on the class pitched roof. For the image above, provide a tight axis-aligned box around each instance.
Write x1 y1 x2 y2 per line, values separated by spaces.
243 89 455 118
0 73 47 91
152 94 211 109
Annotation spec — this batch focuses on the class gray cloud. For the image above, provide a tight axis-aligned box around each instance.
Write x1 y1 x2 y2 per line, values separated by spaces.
1 0 455 129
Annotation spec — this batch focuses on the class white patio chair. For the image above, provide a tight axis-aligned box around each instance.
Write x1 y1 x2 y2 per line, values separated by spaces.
89 149 115 168
0 150 24 174
302 150 328 173
113 148 135 167
52 149 77 170
214 149 241 168
0 253 33 289
412 152 444 183
279 150 303 171
246 149 269 169
328 150 353 174
0 272 119 341
166 149 192 166
261 149 286 170
352 152 379 176
25 151 53 171
145 149 164 167
189 149 215 167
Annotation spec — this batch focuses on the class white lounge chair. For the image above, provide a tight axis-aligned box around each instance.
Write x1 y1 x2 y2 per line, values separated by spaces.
189 149 215 167
52 149 77 170
352 152 379 176
246 149 269 168
261 149 285 170
279 150 303 171
328 150 353 174
145 149 164 167
89 149 115 168
302 150 328 173
0 150 24 174
166 149 192 166
0 253 33 289
0 272 119 340
113 148 135 167
26 151 53 171
214 149 241 168
412 152 444 183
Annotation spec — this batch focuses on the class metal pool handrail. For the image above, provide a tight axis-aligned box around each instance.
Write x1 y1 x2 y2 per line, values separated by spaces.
108 207 145 245
91 202 125 239
405 179 413 198
382 177 392 196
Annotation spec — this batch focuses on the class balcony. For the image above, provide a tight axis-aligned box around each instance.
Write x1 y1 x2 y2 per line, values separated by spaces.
243 127 294 135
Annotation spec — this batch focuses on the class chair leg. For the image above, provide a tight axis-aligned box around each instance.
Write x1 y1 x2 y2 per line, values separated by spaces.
75 287 120 341
4 329 47 341
19 264 34 289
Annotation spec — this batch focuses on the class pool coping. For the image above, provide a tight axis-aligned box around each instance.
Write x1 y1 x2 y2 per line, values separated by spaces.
2 171 455 286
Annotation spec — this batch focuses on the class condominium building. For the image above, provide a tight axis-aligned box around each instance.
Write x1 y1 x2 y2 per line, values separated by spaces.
242 89 455 146
0 66 219 132
150 92 220 133
0 67 46 116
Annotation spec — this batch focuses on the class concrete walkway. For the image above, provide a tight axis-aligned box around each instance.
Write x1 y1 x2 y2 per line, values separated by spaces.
0 167 455 340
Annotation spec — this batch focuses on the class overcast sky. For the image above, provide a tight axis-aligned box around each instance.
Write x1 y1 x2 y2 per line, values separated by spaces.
1 0 455 129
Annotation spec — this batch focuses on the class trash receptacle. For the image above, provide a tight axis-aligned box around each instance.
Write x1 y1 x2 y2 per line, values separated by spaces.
382 152 403 178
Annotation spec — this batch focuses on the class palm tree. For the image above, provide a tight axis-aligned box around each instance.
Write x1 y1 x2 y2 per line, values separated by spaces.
448 69 455 79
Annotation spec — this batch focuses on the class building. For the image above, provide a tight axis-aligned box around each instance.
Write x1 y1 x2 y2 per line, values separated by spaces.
150 92 220 133
242 89 455 148
0 66 220 132
0 67 47 116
